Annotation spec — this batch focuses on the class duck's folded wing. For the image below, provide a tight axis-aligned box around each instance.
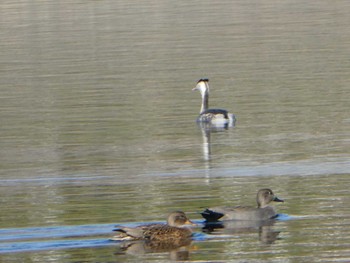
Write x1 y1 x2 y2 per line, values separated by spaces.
113 227 145 239
202 206 254 221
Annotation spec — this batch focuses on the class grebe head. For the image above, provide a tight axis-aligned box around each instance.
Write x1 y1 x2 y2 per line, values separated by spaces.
192 78 209 95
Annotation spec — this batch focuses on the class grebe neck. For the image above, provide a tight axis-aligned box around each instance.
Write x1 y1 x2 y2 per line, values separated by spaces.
193 79 210 114
200 85 209 114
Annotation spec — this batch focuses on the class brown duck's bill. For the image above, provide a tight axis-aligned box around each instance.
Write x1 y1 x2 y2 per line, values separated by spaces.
185 219 197 226
273 196 284 202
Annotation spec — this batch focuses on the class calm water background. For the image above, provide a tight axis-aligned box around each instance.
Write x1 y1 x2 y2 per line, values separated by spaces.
1 0 350 262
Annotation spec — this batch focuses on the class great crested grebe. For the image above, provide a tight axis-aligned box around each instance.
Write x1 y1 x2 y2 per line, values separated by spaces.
192 78 236 127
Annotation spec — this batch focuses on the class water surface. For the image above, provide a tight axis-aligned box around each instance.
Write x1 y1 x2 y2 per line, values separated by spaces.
0 0 349 262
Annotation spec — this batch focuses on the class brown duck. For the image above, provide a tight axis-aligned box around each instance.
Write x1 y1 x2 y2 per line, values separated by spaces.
112 211 195 242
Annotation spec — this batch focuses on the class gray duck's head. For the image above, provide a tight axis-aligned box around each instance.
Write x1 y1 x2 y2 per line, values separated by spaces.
256 189 284 208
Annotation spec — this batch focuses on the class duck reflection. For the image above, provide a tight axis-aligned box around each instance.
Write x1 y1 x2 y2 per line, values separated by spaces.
114 238 192 261
202 219 280 244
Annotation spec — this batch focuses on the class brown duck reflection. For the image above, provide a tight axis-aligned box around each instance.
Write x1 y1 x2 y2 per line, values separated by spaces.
202 219 280 244
114 238 193 261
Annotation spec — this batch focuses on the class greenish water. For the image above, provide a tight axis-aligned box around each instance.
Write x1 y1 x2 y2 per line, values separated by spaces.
1 0 350 262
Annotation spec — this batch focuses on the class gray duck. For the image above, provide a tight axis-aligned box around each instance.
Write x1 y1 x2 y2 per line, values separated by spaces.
201 189 284 222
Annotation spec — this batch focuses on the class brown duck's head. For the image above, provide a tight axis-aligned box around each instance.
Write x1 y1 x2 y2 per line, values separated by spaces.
167 211 195 227
257 189 284 208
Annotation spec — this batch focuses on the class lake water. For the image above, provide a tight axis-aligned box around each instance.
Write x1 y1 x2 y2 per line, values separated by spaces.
1 0 350 262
